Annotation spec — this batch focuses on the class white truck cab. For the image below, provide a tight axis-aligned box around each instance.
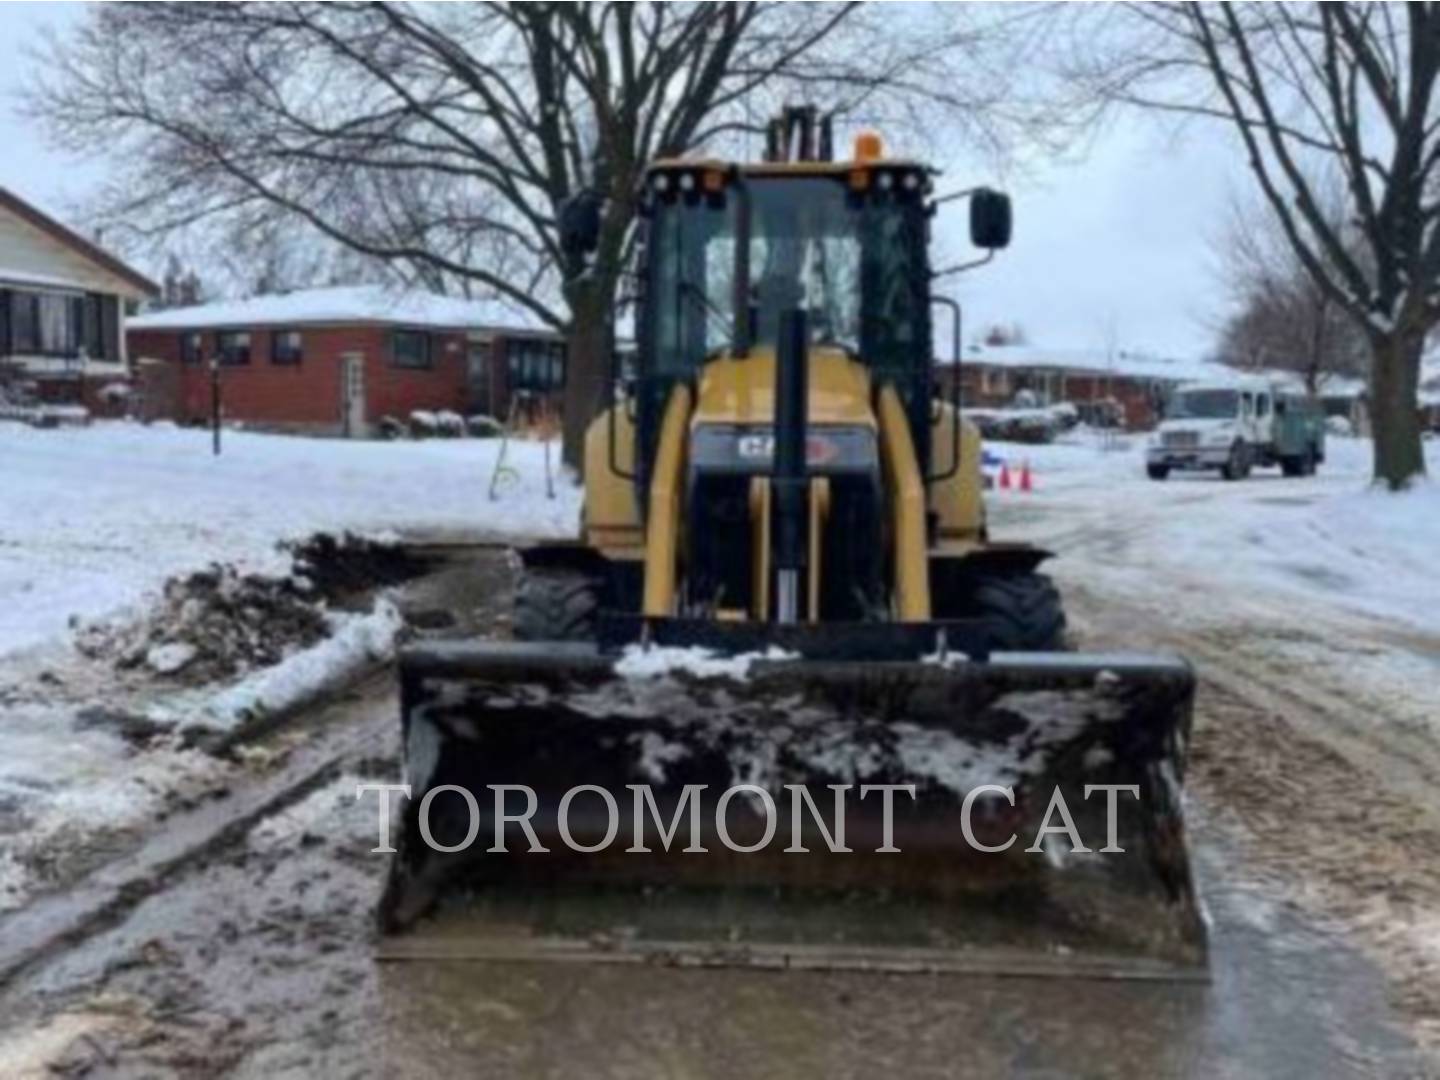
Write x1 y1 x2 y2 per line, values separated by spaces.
1148 376 1323 481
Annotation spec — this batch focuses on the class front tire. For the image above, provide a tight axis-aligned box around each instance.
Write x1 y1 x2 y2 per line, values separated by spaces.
512 568 601 642
1147 464 1170 481
969 572 1068 652
1221 441 1251 481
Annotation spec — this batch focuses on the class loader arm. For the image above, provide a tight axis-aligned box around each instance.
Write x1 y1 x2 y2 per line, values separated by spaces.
876 383 931 621
641 384 693 618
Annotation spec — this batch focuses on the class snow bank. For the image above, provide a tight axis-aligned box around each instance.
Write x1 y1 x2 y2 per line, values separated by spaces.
200 600 403 731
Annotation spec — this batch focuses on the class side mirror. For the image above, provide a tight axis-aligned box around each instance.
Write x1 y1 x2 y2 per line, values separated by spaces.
558 191 603 257
970 188 1012 250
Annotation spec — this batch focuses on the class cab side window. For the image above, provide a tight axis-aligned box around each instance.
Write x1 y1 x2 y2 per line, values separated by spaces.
1256 394 1270 417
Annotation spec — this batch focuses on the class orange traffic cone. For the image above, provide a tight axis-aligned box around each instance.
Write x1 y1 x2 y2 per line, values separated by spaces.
1019 460 1033 493
998 462 1011 490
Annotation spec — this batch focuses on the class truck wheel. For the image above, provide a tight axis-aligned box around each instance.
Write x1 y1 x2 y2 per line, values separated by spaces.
513 568 601 642
1221 441 1251 481
970 572 1068 652
1282 446 1317 478
1147 464 1170 481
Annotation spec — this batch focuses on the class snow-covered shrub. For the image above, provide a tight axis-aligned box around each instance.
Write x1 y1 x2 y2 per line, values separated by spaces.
408 409 440 437
1049 401 1080 430
376 415 407 440
963 407 1060 445
434 410 465 437
466 414 503 438
1325 415 1355 438
32 405 91 429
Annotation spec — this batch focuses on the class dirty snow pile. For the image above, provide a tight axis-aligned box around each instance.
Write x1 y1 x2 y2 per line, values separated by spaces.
72 565 331 682
0 421 579 658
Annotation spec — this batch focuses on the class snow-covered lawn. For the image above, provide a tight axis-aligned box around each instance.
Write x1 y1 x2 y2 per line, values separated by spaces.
0 421 579 658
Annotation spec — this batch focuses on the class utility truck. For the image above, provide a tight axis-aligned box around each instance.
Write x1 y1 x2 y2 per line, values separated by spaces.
1147 375 1325 481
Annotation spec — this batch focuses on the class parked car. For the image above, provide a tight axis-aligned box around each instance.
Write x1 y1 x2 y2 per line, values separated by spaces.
1146 377 1325 481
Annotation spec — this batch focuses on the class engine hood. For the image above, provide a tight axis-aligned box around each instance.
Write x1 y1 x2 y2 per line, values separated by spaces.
691 346 875 429
1156 417 1238 436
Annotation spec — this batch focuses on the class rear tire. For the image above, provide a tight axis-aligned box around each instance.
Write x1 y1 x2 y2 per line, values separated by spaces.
1282 445 1318 477
1147 464 1170 481
969 572 1068 652
513 568 601 642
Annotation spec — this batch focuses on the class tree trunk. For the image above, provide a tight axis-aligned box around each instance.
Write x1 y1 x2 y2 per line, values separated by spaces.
1368 332 1427 490
561 279 616 477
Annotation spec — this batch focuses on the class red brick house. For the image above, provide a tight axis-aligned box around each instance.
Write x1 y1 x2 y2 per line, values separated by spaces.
938 344 1224 430
0 186 159 413
126 285 566 436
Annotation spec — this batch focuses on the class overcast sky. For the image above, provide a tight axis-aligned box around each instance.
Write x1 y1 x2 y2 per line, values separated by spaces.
0 2 1253 360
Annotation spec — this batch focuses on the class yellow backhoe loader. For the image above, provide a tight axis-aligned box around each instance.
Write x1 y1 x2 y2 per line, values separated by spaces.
379 109 1205 977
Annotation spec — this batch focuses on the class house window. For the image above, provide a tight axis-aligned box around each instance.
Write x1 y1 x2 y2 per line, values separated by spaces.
217 330 251 365
81 294 103 358
507 338 566 391
10 293 37 353
3 291 91 356
392 330 431 369
179 331 203 364
272 329 303 365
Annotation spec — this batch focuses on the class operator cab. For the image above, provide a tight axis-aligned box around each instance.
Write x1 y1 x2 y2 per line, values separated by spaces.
639 158 933 375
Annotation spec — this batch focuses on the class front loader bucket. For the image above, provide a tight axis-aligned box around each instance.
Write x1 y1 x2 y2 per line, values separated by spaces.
378 642 1205 977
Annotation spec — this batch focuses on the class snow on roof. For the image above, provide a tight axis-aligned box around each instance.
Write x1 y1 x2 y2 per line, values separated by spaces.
955 343 1225 383
127 284 554 334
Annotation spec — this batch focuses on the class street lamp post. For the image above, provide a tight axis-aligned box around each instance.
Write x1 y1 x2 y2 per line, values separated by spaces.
210 354 222 456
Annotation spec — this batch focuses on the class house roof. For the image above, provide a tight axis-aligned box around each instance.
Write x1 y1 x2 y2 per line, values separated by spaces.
127 284 556 334
0 187 159 298
954 343 1225 384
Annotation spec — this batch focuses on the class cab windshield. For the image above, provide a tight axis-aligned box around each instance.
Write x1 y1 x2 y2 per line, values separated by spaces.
1168 389 1239 420
646 175 926 381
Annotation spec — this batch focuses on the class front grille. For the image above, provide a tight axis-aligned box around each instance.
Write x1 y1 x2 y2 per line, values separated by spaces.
1163 431 1199 448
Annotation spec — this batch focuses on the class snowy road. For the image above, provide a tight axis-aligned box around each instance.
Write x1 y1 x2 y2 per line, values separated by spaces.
988 432 1440 1058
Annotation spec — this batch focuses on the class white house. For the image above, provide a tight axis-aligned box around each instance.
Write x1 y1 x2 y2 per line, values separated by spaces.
0 186 158 411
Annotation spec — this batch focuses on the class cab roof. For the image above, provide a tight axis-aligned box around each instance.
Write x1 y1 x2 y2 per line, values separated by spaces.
646 157 930 179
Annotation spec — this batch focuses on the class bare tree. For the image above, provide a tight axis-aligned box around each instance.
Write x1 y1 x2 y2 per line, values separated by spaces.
27 1 1064 468
1070 3 1440 489
157 253 204 310
1214 198 1367 393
